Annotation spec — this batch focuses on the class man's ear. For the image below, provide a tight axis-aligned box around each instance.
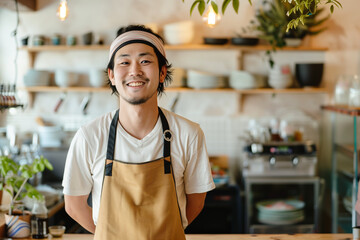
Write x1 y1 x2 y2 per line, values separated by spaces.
108 69 115 85
159 66 166 83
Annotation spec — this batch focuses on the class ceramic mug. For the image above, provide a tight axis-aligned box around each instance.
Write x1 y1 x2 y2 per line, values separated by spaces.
89 69 106 87
66 35 76 46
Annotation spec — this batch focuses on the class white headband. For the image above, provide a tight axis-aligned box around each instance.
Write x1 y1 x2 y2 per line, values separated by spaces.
109 30 166 61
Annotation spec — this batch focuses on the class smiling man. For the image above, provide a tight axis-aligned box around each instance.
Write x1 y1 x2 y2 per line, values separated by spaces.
62 25 215 240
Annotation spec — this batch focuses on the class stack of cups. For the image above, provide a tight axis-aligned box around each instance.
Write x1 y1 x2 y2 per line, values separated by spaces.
268 64 293 89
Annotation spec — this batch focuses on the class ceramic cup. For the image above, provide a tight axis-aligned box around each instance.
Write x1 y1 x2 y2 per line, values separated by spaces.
82 32 93 45
66 35 76 46
51 35 61 45
89 69 106 87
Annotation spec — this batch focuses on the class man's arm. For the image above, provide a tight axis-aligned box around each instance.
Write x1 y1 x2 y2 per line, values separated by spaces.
64 194 96 234
185 192 207 225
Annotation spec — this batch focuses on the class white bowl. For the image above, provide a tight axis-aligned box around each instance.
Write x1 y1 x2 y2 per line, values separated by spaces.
163 21 194 45
89 69 107 87
268 78 293 89
187 70 226 89
23 70 50 86
229 70 257 89
55 70 79 87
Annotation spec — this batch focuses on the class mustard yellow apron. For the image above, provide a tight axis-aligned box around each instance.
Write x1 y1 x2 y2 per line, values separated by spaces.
94 108 186 240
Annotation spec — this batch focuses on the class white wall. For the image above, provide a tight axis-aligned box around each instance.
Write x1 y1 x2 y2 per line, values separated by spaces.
0 0 359 195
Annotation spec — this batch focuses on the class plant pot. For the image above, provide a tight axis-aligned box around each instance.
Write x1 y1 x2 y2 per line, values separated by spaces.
5 210 31 238
295 63 324 87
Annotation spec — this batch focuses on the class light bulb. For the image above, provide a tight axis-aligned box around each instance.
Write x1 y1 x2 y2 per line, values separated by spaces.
57 0 69 21
202 4 221 28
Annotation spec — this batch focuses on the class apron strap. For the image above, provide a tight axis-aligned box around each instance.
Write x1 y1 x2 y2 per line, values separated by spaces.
158 107 171 158
106 109 120 160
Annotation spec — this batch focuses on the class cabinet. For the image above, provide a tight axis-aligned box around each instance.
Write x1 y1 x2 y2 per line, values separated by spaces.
322 105 360 233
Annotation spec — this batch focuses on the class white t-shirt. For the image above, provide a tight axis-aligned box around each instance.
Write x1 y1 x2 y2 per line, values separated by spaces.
62 108 215 228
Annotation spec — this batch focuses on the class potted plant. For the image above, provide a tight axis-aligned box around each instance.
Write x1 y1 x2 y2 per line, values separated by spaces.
0 155 53 238
251 0 329 67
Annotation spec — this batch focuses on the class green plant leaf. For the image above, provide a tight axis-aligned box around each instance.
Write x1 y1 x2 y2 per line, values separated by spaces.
222 0 231 14
330 4 334 13
233 0 240 14
198 0 206 15
190 0 201 15
211 1 219 14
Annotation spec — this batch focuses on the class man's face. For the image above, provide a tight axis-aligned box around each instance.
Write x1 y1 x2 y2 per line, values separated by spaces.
108 43 166 105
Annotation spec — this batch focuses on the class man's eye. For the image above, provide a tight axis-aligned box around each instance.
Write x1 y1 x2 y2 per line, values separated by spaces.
120 61 129 65
141 60 151 64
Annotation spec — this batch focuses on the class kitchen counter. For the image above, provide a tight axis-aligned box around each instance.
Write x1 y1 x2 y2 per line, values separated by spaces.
13 233 351 239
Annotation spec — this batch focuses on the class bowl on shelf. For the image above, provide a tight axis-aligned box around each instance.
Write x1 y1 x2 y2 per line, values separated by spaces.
295 63 324 87
163 21 194 45
55 70 79 87
89 69 107 87
204 37 229 45
23 70 51 86
187 70 226 89
229 70 265 89
231 37 259 46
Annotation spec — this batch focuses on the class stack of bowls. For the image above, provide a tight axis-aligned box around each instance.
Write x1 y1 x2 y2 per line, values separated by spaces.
55 70 79 87
187 70 226 89
163 21 194 45
229 70 266 89
23 70 51 86
268 65 293 89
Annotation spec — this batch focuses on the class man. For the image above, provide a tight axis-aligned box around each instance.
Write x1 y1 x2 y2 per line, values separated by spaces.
62 25 215 239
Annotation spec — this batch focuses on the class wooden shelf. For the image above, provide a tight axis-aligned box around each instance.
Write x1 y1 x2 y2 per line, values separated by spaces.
20 44 327 52
23 86 329 94
322 105 360 116
23 86 110 93
166 87 329 94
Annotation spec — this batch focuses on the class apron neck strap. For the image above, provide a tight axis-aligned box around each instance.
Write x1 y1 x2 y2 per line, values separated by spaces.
106 107 171 160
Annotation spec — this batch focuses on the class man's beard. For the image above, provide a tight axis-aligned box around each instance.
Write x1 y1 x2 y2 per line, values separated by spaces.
121 83 158 105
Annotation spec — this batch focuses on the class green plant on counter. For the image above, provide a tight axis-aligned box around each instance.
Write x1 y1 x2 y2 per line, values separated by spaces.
0 155 53 215
184 0 341 30
250 0 328 67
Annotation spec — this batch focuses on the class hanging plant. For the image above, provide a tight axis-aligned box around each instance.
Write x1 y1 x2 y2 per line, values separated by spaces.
183 0 340 30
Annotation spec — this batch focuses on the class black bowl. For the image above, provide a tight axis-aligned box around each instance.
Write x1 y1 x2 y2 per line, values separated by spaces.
295 63 324 87
231 37 259 46
203 37 229 45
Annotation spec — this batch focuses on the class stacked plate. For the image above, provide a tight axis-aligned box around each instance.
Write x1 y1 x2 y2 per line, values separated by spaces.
229 70 266 89
23 69 50 86
256 199 305 225
187 70 226 89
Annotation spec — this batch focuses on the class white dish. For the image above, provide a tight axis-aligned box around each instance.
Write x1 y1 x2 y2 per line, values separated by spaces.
163 21 194 45
55 70 79 87
23 70 50 86
187 70 226 89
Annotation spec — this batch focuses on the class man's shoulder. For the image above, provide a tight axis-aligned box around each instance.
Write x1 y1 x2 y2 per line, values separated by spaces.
161 108 201 133
79 110 116 136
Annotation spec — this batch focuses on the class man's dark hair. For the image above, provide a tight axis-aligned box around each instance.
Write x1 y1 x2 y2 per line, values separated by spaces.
106 25 172 96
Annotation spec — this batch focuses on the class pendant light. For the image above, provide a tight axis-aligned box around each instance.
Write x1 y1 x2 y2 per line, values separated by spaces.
57 0 69 21
202 2 221 28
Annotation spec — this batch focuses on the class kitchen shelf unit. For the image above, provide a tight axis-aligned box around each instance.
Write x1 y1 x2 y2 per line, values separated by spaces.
20 44 329 108
321 105 360 233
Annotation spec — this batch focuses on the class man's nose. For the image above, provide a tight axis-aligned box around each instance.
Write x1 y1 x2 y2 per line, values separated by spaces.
129 63 143 76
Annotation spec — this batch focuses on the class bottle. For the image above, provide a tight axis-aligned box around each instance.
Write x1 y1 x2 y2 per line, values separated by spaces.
31 199 48 239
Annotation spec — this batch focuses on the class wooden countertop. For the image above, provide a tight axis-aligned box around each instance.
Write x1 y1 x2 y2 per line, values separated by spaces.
25 233 352 240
